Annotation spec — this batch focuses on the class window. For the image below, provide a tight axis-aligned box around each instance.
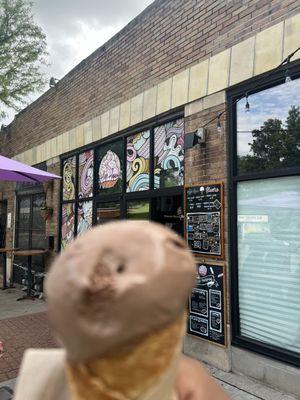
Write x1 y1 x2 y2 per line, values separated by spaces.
230 69 300 366
60 114 185 247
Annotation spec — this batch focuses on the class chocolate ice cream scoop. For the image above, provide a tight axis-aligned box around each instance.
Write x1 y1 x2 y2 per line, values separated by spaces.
46 221 195 362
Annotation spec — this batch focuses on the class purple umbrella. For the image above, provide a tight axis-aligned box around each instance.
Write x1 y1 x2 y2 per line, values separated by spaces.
0 154 61 183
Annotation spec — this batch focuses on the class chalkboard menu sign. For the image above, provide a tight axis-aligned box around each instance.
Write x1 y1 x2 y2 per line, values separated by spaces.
188 263 226 346
185 183 224 257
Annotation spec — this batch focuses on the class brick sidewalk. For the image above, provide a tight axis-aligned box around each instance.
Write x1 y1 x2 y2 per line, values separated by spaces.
0 312 58 382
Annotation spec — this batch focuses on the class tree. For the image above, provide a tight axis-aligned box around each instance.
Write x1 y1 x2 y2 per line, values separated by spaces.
0 0 47 119
238 106 300 173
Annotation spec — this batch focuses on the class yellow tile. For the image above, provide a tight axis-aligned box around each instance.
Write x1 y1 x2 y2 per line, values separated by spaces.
143 86 157 121
109 106 120 134
31 147 37 165
119 100 131 130
83 120 92 145
101 111 110 139
208 49 231 94
189 59 209 102
50 137 57 158
185 98 203 117
62 131 70 154
172 69 190 108
40 143 46 162
36 145 42 163
45 140 51 160
69 128 76 150
254 22 284 75
284 14 300 59
203 91 226 110
156 78 172 114
130 93 143 126
92 115 101 142
75 124 84 148
57 134 63 155
230 36 255 86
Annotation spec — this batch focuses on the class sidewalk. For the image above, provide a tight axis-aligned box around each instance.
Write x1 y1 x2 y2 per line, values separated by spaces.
0 287 57 382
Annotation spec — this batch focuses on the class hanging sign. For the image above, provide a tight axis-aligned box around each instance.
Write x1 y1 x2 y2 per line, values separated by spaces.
188 262 226 346
185 182 224 257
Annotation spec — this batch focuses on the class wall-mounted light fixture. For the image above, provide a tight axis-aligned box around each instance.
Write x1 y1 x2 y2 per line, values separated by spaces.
49 77 59 88
184 128 206 150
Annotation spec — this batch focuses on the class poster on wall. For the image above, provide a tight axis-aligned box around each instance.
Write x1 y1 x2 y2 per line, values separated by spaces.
188 263 226 346
185 183 224 257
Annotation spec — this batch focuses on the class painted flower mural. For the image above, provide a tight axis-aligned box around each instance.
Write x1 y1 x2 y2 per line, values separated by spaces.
127 130 150 192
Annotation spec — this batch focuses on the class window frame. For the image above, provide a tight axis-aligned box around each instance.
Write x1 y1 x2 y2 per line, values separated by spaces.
228 63 300 367
59 109 184 250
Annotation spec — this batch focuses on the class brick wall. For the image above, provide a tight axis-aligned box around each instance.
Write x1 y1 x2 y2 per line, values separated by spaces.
1 0 299 158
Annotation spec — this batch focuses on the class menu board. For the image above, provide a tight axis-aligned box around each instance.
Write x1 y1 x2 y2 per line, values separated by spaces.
185 183 223 257
188 263 226 346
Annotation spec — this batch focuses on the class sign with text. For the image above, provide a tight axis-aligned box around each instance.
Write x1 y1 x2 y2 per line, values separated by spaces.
188 263 226 346
185 183 224 257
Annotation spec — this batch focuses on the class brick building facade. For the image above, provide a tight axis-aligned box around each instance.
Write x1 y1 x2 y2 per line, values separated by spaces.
0 0 300 396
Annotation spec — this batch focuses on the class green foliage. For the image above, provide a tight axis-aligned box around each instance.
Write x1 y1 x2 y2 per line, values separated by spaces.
0 0 47 119
238 106 300 173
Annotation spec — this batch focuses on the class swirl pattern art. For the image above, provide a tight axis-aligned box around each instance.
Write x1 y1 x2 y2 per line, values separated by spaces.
61 203 75 249
154 118 184 188
63 156 76 200
78 150 94 198
127 131 150 192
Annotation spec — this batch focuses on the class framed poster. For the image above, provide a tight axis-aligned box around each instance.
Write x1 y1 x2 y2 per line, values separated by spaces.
185 182 224 258
188 262 227 346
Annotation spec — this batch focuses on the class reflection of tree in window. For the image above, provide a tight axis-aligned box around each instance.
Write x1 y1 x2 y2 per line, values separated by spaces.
238 105 300 173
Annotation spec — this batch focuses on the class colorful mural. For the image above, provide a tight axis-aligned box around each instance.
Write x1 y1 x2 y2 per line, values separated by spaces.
63 156 76 200
77 200 93 236
61 203 75 249
78 150 94 198
96 141 123 194
154 119 184 188
126 131 150 192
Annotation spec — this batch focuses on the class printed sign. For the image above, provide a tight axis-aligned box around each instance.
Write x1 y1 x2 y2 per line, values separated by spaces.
188 263 226 346
185 183 223 257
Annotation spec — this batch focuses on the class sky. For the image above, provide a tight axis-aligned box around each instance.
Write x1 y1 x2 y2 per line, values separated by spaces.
3 0 154 124
237 77 300 156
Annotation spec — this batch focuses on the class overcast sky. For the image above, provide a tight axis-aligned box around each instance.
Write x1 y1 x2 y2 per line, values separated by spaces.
4 0 154 124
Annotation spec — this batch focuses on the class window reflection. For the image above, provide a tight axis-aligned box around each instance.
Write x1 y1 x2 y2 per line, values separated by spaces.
237 78 300 174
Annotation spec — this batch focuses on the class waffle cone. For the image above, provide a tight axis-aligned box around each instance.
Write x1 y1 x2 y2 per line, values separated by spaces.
65 315 186 400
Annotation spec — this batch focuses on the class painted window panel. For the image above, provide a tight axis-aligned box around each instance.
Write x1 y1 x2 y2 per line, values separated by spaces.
127 200 150 220
78 150 94 199
126 131 150 192
61 203 75 249
96 202 121 224
154 118 184 189
63 156 76 200
77 200 93 236
237 78 300 175
96 141 123 194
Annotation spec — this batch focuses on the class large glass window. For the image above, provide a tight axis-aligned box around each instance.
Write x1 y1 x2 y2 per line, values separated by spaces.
126 131 150 192
237 176 300 354
96 141 123 195
232 72 300 366
237 78 300 174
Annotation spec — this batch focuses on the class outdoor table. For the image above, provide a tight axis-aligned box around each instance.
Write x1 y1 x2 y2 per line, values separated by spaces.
0 247 19 290
13 249 48 301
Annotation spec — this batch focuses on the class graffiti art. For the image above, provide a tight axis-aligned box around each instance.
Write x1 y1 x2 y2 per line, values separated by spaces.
126 130 150 192
63 156 76 200
61 203 75 249
78 150 94 198
154 118 184 188
77 200 93 236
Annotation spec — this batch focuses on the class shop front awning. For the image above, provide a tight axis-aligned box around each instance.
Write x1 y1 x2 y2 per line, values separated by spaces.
0 154 61 183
